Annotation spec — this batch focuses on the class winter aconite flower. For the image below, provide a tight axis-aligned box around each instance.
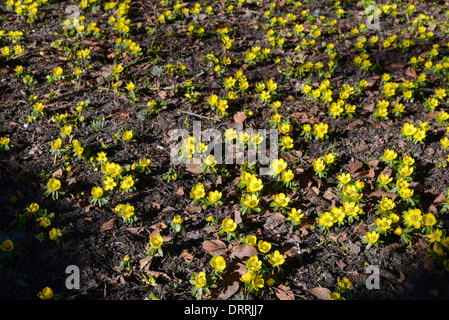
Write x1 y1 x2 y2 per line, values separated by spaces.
44 178 65 200
147 235 164 256
0 239 14 252
268 250 285 267
190 182 206 204
246 255 262 271
210 255 226 272
257 240 271 253
37 287 54 300
269 158 287 175
337 277 352 290
364 231 380 248
221 218 237 239
49 227 66 245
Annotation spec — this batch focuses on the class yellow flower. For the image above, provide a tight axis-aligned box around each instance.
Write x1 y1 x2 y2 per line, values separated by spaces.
313 122 328 139
91 186 104 199
287 208 304 223
115 204 135 218
33 102 45 112
337 277 352 290
246 255 262 271
378 174 393 185
399 187 414 200
37 287 54 300
246 235 257 246
123 130 133 141
422 213 437 227
281 135 294 149
376 217 392 231
365 231 379 244
210 256 226 271
273 193 290 207
222 218 237 233
194 271 207 288
337 173 351 185
313 158 326 172
247 176 263 193
173 215 183 224
342 201 360 217
323 153 335 164
53 67 63 76
0 239 14 252
61 125 72 136
126 81 135 91
380 197 395 211
278 123 292 135
27 202 40 213
49 228 63 241
281 169 294 182
240 171 252 185
259 90 271 101
103 176 117 191
402 123 417 136
190 182 205 200
398 165 413 177
47 178 61 192
150 235 164 249
207 190 222 203
240 270 254 283
139 158 151 167
204 154 216 167
252 274 264 291
427 229 443 243
329 292 345 300
383 149 397 161
268 250 285 266
269 158 287 175
318 211 334 227
257 240 271 253
403 208 422 228
342 184 363 200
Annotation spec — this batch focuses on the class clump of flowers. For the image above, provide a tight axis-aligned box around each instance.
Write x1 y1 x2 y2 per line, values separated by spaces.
115 203 137 225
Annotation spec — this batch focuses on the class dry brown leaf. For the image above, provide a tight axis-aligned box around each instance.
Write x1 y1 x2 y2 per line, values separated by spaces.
229 244 258 260
186 204 202 214
52 168 63 178
202 240 227 256
233 111 247 124
175 187 184 196
433 192 446 204
100 218 116 232
158 90 167 100
309 287 331 300
139 256 153 272
348 161 364 174
185 163 203 175
179 250 194 261
275 284 295 300
405 68 417 78
347 240 361 255
218 262 246 299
